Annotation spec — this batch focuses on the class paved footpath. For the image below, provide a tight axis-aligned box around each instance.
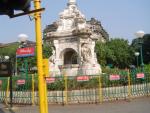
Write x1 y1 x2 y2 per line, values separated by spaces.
0 97 150 113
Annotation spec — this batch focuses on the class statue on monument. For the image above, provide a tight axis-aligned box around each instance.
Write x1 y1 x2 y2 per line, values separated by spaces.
81 43 92 64
49 46 56 64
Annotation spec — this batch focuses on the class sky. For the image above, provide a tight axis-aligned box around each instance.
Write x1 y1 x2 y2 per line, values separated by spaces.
0 0 150 43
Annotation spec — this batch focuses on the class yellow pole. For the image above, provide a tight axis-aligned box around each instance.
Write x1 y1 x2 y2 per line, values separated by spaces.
127 69 131 100
34 0 48 113
98 74 103 103
43 59 49 113
32 74 35 105
64 73 68 104
44 80 48 113
5 77 10 105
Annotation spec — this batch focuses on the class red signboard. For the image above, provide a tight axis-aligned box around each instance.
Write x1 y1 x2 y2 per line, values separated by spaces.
16 47 35 58
77 76 90 82
109 75 120 80
136 73 144 78
46 77 55 84
0 80 2 85
17 79 26 85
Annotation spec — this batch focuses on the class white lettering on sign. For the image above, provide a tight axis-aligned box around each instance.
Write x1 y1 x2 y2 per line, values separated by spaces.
16 47 35 57
46 77 55 84
77 76 90 82
20 49 32 53
17 79 26 85
109 75 120 80
136 73 144 78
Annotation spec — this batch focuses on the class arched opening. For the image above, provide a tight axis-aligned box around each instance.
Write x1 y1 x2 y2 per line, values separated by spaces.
63 49 78 65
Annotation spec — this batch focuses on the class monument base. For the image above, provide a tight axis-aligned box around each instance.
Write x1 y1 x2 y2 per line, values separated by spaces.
49 64 102 76
79 63 101 76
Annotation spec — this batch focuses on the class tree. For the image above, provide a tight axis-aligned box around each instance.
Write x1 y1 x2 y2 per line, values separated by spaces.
0 43 19 63
42 43 53 59
95 38 134 68
131 34 150 64
143 34 150 64
106 38 134 68
95 41 107 66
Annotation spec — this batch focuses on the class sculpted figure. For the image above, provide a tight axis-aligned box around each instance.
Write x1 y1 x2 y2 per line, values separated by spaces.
81 43 92 64
49 47 56 64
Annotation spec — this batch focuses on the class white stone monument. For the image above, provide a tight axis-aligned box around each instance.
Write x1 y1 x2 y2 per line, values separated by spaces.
46 0 102 76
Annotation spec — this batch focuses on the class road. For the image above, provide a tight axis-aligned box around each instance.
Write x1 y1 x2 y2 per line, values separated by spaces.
0 97 150 113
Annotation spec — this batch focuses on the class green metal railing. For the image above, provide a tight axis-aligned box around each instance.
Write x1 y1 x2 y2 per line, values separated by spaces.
0 69 150 105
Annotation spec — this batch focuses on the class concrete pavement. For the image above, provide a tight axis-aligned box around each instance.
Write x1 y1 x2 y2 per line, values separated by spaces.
0 97 150 113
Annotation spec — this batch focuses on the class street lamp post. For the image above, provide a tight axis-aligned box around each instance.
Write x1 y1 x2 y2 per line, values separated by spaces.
0 56 13 108
135 30 145 71
134 52 139 67
18 34 28 77
4 56 13 108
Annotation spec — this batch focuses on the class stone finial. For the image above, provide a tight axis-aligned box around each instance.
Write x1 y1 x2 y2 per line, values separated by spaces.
69 0 76 4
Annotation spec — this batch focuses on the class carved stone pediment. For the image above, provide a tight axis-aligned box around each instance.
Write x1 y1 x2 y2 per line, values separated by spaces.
72 28 92 36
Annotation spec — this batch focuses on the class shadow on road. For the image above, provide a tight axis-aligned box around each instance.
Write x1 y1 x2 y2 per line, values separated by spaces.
9 108 15 113
0 105 15 113
0 108 5 113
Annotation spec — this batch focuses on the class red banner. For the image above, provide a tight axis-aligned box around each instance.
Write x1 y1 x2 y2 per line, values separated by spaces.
17 79 26 85
77 76 90 82
46 77 56 84
16 47 35 57
136 73 144 78
109 75 120 80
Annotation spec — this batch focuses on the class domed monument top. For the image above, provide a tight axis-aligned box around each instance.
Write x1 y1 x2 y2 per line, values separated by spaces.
56 0 86 33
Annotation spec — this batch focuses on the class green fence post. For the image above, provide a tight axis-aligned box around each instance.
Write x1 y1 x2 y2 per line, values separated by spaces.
5 77 10 105
32 74 35 105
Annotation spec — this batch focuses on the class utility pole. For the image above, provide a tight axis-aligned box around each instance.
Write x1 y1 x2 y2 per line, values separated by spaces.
34 0 48 113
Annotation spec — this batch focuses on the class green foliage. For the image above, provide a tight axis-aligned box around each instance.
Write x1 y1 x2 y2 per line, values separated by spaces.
0 43 19 57
0 43 19 70
144 64 150 72
106 38 134 68
102 67 120 74
95 41 107 66
43 44 53 59
142 34 150 64
131 34 150 65
95 38 134 68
